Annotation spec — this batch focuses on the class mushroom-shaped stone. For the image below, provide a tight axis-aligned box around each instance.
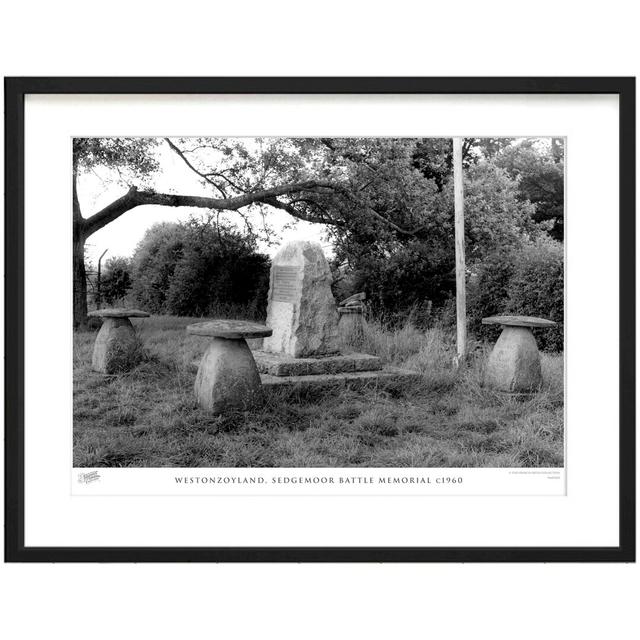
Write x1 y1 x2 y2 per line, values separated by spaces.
339 292 366 307
88 308 149 374
481 315 557 392
187 320 273 413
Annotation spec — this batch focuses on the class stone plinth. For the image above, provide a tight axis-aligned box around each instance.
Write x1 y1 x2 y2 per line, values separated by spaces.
260 367 421 393
253 350 382 377
187 320 272 414
252 244 420 394
262 241 339 358
482 315 557 393
88 308 149 374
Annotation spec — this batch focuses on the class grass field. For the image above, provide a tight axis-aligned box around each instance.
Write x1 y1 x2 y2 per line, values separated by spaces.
73 315 564 468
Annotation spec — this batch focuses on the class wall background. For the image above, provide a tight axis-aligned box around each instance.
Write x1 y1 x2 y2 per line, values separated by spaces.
1 2 637 638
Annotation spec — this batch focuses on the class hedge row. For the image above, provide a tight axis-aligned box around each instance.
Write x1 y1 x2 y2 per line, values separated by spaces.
466 237 564 351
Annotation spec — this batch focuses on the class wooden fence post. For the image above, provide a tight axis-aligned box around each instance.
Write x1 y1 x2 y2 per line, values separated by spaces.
96 249 108 310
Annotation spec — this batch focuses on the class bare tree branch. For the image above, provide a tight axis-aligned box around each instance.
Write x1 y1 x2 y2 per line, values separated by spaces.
164 138 228 197
83 180 338 237
259 196 344 227
201 169 244 192
166 138 253 194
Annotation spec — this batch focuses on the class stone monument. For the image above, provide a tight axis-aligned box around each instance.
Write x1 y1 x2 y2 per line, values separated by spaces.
253 240 418 390
262 240 340 357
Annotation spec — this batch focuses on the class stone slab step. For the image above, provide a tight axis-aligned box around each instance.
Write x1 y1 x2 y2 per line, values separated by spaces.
260 367 420 392
253 350 382 377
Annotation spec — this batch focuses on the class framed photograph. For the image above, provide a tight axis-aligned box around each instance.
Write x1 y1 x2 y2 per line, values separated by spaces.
4 77 635 562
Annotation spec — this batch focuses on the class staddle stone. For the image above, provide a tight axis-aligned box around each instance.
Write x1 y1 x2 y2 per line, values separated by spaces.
88 308 150 319
482 315 557 329
194 337 263 413
187 319 273 339
339 292 366 306
482 315 556 393
90 317 147 374
338 306 366 348
484 326 542 392
262 241 340 358
188 320 272 414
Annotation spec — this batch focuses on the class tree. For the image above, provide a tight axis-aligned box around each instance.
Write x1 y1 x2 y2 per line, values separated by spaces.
412 138 511 191
74 138 159 326
128 222 187 313
495 139 564 240
467 236 564 351
99 256 133 306
333 158 539 319
75 136 473 326
73 136 554 327
131 217 270 318
72 137 340 327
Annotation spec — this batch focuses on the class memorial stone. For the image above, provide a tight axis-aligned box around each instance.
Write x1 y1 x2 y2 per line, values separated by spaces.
262 241 340 358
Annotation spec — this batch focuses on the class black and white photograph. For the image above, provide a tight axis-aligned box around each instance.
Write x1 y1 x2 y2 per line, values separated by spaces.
2 1 637 634
72 135 565 470
6 73 632 563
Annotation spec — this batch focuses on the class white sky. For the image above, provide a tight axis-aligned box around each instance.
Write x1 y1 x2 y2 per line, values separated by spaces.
78 141 328 267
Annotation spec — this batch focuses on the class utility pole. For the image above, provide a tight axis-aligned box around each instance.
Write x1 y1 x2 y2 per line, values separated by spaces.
453 137 467 365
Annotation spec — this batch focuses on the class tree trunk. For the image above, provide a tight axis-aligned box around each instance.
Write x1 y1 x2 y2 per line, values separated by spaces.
72 164 90 330
73 223 88 329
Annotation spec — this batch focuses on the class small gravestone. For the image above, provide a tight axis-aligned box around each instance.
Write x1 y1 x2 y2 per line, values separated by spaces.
262 240 340 358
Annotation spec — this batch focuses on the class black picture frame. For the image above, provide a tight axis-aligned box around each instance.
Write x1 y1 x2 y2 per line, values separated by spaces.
4 76 635 563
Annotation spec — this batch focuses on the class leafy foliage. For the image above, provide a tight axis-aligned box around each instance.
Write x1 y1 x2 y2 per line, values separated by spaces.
74 135 564 350
73 138 160 186
337 240 451 325
131 217 270 318
130 223 186 313
99 256 133 306
506 237 564 351
332 152 541 321
467 237 564 351
495 138 564 240
411 138 511 191
440 161 538 260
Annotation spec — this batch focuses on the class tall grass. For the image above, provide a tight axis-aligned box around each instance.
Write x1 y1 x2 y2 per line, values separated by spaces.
354 318 460 391
74 313 564 468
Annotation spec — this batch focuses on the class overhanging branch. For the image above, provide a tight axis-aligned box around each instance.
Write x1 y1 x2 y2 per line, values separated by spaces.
83 180 338 237
259 196 344 227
